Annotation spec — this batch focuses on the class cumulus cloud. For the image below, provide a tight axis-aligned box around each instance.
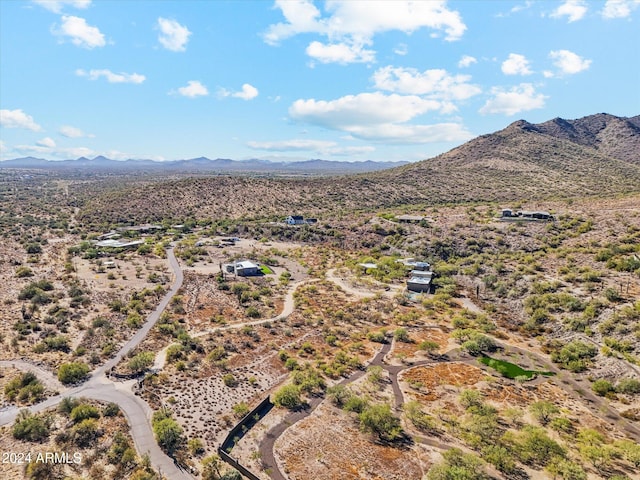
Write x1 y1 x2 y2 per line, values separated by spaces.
501 53 532 75
59 125 94 138
601 0 640 18
76 69 145 83
549 49 591 75
372 66 481 102
157 17 191 52
247 139 336 151
290 92 441 128
53 15 105 48
33 0 91 13
550 0 588 22
342 123 475 143
458 55 477 68
218 83 259 100
0 109 43 131
173 80 209 98
479 83 547 115
264 0 466 64
36 137 56 148
306 40 375 64
289 92 473 144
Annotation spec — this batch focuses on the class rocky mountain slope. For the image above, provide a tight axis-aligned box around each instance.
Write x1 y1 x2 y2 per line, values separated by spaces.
76 113 640 225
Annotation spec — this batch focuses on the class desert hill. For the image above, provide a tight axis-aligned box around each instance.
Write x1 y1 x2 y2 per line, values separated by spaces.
77 113 640 225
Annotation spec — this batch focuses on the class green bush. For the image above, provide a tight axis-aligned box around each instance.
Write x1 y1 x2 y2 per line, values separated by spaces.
591 379 615 397
70 404 100 423
12 411 51 442
272 384 303 410
4 372 44 404
358 403 402 441
57 362 90 385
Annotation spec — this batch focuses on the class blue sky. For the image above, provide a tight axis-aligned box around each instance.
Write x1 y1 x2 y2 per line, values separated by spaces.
1 0 639 162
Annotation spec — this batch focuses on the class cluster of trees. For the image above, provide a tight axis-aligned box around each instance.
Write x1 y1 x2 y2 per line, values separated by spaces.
549 340 597 372
591 378 640 398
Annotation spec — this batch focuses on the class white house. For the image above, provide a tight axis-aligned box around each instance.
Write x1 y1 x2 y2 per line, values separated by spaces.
285 215 305 225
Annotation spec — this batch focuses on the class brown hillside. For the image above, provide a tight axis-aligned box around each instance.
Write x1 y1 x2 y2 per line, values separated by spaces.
78 113 640 225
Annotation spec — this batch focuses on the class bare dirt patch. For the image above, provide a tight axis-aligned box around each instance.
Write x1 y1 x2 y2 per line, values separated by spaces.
401 363 486 399
275 402 428 480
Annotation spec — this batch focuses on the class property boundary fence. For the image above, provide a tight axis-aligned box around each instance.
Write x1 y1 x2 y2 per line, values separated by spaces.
218 396 274 480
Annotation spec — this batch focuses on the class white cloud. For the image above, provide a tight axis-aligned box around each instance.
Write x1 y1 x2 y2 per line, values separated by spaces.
76 69 145 83
0 109 43 131
601 0 640 18
342 123 475 143
501 53 532 75
174 80 209 98
394 43 408 56
479 83 547 115
218 83 259 100
59 125 94 138
264 0 466 64
290 92 441 128
157 18 191 52
15 142 96 158
458 55 477 68
306 40 375 64
0 140 7 153
372 66 481 101
36 137 56 148
289 92 473 144
550 0 588 22
53 15 105 48
247 139 336 151
549 49 591 75
33 0 91 13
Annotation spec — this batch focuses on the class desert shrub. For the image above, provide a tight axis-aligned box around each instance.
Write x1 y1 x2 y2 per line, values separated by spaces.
616 378 640 395
223 373 238 387
127 351 154 374
15 266 33 278
426 448 487 480
70 404 100 423
591 379 615 397
530 401 560 425
358 403 402 442
393 328 410 342
57 362 90 385
550 340 597 372
12 410 51 442
272 384 302 410
152 410 183 455
4 372 44 404
72 418 101 446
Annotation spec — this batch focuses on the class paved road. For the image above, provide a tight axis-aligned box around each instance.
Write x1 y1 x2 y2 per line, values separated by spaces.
0 359 66 393
0 247 193 480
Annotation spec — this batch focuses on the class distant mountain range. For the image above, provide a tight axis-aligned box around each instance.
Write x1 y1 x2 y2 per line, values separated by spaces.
0 156 408 175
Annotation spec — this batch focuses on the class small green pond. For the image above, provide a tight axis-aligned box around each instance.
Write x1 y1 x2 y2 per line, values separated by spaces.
479 356 554 380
